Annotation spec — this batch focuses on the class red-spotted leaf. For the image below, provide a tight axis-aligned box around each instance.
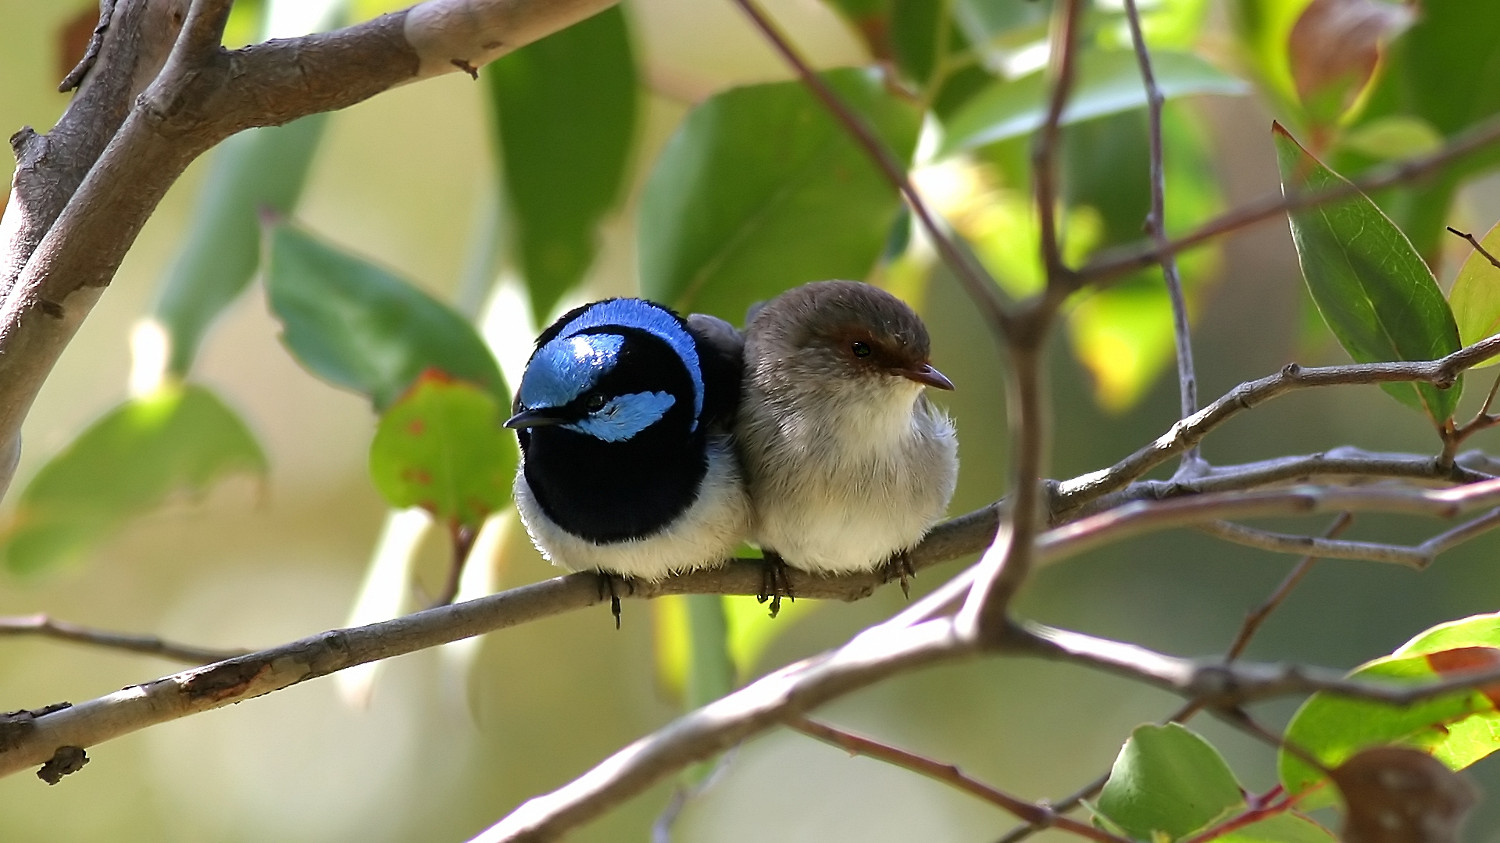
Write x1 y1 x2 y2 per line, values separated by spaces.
1273 123 1462 423
1279 613 1500 806
368 372 515 529
1447 220 1500 366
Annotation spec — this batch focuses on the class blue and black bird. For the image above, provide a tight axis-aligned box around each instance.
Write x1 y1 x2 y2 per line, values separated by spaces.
505 298 750 607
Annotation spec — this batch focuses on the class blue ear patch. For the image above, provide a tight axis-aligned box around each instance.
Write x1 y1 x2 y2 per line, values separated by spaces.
566 391 677 442
518 332 625 410
552 299 704 427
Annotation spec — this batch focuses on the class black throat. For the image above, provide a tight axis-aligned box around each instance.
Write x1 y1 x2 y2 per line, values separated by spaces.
521 421 709 543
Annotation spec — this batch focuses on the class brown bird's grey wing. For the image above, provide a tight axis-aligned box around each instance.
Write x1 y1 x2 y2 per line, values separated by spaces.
685 312 744 426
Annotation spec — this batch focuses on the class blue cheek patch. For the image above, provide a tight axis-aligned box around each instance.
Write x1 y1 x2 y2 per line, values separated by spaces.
566 391 677 442
554 299 704 429
519 333 625 410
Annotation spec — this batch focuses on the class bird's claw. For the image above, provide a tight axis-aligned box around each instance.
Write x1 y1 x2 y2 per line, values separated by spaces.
880 551 916 599
596 572 636 629
756 551 795 618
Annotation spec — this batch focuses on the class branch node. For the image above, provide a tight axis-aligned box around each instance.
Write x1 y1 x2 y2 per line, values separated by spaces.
36 745 88 785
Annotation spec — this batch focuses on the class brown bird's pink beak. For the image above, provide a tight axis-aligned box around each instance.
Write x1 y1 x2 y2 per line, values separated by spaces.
898 362 955 391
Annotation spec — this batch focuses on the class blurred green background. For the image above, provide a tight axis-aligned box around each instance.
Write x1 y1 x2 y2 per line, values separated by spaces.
2 1 1500 841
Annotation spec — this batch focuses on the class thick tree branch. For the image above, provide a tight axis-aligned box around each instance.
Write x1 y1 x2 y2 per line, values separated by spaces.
0 0 618 498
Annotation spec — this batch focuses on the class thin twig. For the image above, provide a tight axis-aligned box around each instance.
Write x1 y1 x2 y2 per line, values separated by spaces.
1033 0 1085 290
1447 226 1500 270
728 0 1010 341
1224 514 1352 662
787 715 1130 842
0 614 246 665
1122 0 1201 468
1053 339 1500 514
1195 519 1427 568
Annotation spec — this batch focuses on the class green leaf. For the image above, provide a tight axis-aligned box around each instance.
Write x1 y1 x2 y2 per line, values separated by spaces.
1273 124 1462 423
484 6 637 323
1447 219 1500 366
1 384 267 575
368 373 515 529
264 222 505 411
152 118 329 376
1095 723 1245 840
639 68 921 320
1279 612 1500 805
939 50 1247 157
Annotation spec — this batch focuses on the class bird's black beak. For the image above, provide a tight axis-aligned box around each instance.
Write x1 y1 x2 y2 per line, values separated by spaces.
898 362 955 391
504 407 567 429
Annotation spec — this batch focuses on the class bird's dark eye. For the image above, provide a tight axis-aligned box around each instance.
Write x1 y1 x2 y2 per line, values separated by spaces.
584 393 607 412
851 341 872 358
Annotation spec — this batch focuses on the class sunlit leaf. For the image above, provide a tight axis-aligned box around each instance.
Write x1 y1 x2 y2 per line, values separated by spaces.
264 222 505 411
368 372 515 529
939 50 1247 157
484 6 637 323
1280 613 1500 806
1273 124 1461 423
639 68 921 321
1 384 266 574
1095 723 1244 840
1447 220 1500 366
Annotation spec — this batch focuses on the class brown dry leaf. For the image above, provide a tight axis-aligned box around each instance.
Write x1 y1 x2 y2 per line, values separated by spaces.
1288 0 1416 121
1332 746 1478 843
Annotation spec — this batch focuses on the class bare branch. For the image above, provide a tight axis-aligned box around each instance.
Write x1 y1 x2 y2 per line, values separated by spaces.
1446 225 1500 270
1033 0 1085 290
0 614 245 665
787 716 1130 842
472 620 972 842
1122 0 1200 464
1195 520 1429 568
0 0 619 497
1053 338 1500 513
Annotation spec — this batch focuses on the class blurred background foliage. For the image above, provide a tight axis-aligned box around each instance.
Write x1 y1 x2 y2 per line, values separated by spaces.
2 0 1500 840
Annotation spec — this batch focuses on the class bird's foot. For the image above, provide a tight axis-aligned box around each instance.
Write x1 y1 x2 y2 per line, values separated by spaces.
880 550 916 599
756 551 795 619
596 572 636 629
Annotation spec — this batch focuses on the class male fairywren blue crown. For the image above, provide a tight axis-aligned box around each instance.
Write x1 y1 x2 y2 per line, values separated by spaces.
505 298 750 594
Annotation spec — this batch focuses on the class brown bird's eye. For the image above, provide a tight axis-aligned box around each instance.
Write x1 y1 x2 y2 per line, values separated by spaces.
850 341 872 358
584 393 607 412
